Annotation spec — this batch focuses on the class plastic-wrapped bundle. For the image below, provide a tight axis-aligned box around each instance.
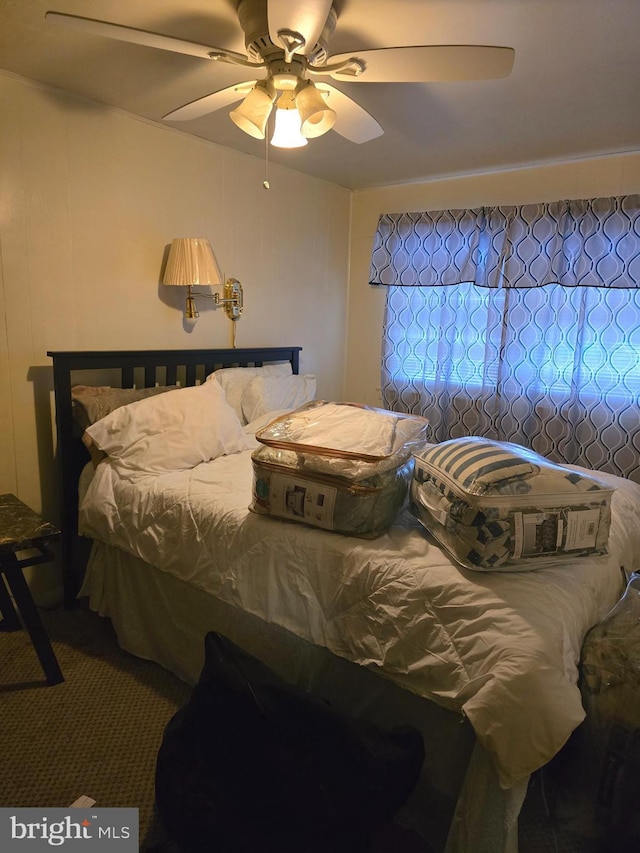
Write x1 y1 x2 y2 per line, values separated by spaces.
582 573 640 698
410 436 613 571
579 574 640 845
250 402 429 537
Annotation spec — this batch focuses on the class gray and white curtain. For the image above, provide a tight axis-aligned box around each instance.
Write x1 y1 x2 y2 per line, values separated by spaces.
370 196 640 481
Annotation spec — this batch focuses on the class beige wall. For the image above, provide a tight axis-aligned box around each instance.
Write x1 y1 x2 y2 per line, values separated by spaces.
0 72 350 603
345 152 640 406
5 67 640 606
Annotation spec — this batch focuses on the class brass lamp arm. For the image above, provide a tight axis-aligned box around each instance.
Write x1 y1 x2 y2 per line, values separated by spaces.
186 279 243 320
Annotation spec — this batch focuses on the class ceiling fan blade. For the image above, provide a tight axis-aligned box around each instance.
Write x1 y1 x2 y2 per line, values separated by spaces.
267 0 334 54
163 82 257 122
328 45 515 83
45 11 248 63
315 84 383 143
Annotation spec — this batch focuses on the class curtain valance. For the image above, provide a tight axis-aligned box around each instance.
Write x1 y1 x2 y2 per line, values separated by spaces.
369 194 640 288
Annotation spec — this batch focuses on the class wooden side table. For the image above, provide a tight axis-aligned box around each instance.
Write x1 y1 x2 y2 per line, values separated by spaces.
0 493 64 686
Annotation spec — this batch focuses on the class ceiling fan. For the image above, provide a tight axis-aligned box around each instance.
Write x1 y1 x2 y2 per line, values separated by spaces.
45 0 515 149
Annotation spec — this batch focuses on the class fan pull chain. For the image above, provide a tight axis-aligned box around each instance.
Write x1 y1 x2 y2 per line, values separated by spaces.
263 130 270 190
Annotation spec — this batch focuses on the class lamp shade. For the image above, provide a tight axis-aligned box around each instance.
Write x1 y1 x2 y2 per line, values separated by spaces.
230 81 276 140
296 82 336 139
163 238 223 286
270 92 308 149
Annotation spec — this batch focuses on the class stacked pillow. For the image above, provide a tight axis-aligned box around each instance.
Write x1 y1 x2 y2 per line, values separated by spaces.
209 363 316 425
85 378 250 474
71 363 317 474
72 384 177 431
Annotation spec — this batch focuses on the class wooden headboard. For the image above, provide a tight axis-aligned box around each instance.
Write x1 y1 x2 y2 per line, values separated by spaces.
47 346 302 607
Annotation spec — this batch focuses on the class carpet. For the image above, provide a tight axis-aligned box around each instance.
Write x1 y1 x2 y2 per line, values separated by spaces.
1 606 190 847
0 605 431 851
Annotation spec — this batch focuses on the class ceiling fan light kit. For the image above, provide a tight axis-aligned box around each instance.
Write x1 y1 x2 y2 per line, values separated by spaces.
228 74 336 146
45 0 515 149
296 80 336 139
271 92 308 148
229 79 276 139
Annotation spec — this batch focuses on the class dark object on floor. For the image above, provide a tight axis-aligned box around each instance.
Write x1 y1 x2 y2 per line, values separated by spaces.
594 724 640 851
155 632 425 853
580 574 640 850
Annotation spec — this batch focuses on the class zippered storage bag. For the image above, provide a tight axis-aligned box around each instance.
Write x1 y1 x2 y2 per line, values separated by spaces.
250 401 429 537
410 437 614 571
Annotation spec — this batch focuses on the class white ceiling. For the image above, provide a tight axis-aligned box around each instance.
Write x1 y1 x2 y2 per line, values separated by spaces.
1 0 639 190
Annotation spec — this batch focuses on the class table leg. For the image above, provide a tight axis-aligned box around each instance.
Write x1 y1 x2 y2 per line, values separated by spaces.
0 572 21 631
2 556 64 685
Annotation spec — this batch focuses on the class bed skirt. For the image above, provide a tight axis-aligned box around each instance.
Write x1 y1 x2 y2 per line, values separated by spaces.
80 539 528 853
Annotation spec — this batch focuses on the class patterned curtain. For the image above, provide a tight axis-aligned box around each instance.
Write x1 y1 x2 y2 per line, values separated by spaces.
370 196 640 482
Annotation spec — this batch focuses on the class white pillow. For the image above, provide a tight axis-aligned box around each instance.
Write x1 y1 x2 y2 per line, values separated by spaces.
86 378 250 473
208 363 292 424
241 374 317 424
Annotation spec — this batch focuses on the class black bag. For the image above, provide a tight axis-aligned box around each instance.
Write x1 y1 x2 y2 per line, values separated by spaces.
155 632 425 853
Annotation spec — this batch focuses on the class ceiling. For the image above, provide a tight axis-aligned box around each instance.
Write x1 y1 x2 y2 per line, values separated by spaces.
1 0 639 190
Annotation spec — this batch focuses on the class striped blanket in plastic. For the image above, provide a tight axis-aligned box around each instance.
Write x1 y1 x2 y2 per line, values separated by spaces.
411 437 614 571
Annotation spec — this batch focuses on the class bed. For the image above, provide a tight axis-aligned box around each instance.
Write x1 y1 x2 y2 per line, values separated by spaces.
47 346 640 853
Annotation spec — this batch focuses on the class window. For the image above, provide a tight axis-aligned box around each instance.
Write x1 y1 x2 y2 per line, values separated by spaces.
385 283 640 401
372 196 640 480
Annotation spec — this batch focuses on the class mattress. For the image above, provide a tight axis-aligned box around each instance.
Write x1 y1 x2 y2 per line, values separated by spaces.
78 441 640 789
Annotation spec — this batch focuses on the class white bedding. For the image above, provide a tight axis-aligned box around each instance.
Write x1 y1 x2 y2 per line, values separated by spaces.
78 437 640 789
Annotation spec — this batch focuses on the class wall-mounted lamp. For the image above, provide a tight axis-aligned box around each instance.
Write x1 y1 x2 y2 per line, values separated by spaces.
162 237 243 321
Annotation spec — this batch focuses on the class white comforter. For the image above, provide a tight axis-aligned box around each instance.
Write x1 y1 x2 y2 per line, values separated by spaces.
78 444 640 788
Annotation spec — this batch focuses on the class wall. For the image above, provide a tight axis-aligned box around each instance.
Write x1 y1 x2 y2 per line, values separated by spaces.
0 71 351 604
5 69 640 607
345 151 640 405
